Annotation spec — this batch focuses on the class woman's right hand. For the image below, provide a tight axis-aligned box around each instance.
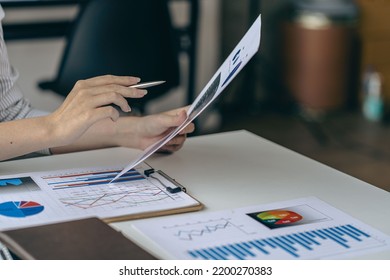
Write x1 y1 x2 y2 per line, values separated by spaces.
47 75 147 147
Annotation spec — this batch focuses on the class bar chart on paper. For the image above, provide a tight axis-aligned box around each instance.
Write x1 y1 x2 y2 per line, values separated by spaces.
133 197 390 259
186 223 384 260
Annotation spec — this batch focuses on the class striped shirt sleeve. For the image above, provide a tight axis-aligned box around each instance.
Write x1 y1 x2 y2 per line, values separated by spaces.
0 6 51 155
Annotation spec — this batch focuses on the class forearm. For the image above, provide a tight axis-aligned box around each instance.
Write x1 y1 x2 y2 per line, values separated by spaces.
0 108 192 160
50 116 140 154
0 115 137 160
0 116 55 161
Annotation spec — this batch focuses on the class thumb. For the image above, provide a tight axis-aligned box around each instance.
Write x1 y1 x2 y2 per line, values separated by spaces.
162 109 187 127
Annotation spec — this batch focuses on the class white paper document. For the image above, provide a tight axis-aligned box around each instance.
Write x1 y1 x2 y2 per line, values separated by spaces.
0 163 200 231
111 15 262 182
132 197 390 259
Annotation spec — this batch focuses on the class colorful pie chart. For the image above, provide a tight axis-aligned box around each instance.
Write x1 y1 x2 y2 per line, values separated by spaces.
257 210 302 227
0 201 44 218
247 209 304 229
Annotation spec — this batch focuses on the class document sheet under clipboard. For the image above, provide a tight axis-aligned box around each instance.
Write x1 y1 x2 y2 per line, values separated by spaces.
0 162 202 231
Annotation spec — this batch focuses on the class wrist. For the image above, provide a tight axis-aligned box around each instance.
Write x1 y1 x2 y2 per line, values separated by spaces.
113 116 142 149
42 114 74 148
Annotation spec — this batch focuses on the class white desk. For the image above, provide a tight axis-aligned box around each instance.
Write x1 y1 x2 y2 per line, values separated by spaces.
1 130 389 259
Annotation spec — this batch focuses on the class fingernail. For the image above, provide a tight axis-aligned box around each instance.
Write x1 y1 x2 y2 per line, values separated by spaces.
139 89 147 96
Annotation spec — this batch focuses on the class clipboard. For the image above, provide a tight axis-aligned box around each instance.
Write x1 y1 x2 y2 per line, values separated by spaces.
0 162 203 232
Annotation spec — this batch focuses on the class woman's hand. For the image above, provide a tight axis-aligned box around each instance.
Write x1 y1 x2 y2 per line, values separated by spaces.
47 75 146 147
114 107 195 153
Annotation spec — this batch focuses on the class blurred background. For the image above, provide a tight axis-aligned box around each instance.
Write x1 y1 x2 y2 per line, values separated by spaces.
1 0 389 191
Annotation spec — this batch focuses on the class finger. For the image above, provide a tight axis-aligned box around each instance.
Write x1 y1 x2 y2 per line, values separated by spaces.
83 84 148 98
178 122 195 135
90 91 131 112
90 106 121 123
159 135 186 152
167 134 186 146
157 144 182 154
158 109 187 128
74 75 141 89
163 106 190 116
156 148 174 154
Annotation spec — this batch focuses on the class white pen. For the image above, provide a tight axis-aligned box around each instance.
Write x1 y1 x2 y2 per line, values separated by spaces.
130 80 166 89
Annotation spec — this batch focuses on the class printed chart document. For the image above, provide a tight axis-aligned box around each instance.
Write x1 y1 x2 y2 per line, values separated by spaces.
0 163 201 231
132 197 390 260
111 15 262 182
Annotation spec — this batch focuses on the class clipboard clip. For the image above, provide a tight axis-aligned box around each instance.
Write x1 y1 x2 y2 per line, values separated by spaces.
144 168 186 194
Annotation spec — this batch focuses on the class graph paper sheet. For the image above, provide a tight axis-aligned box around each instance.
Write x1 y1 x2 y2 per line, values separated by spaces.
0 162 201 231
132 197 390 260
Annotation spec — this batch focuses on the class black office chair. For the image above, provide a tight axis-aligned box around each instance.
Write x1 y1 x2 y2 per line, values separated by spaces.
38 0 199 114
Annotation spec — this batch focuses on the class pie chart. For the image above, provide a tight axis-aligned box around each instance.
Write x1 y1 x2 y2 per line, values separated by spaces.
0 201 44 218
248 209 303 229
257 210 302 227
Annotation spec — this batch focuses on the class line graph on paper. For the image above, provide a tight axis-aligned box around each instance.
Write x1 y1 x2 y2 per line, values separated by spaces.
57 184 174 210
163 218 256 241
40 168 182 212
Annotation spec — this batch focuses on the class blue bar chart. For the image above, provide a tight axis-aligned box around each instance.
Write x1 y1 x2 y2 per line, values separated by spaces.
187 224 381 260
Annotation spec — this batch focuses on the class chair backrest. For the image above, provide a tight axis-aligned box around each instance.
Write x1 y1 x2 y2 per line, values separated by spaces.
47 0 183 111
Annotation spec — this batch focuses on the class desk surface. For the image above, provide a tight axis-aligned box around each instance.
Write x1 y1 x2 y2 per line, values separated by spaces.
0 130 389 259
